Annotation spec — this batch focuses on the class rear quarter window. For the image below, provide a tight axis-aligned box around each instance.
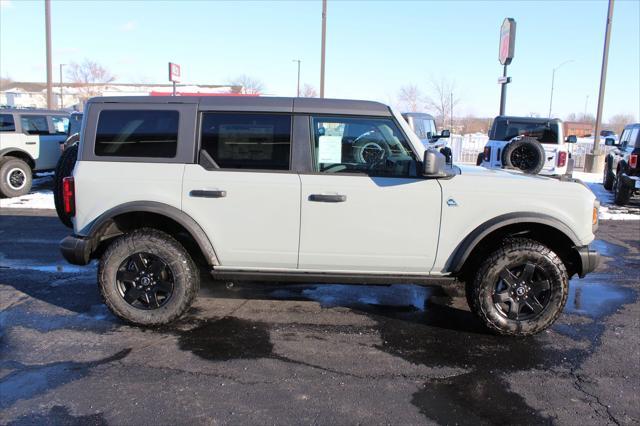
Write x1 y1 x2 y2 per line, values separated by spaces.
0 114 15 132
95 110 179 158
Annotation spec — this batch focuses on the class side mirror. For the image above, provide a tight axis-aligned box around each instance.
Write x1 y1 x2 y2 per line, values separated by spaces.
604 137 616 146
423 149 446 176
440 129 451 138
565 135 577 143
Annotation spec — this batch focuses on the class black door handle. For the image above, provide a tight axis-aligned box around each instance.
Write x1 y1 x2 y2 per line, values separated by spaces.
309 194 347 203
189 190 227 198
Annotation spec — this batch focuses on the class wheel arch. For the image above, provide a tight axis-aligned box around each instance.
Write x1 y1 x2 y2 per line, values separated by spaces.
448 213 582 281
80 201 219 266
0 148 36 170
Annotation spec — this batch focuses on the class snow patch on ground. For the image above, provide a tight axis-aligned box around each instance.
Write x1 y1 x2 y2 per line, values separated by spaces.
0 190 54 210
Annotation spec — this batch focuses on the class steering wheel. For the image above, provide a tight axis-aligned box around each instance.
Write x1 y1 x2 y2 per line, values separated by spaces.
353 131 390 166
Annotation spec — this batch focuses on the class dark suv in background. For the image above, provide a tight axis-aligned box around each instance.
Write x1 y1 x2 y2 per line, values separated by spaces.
603 123 640 205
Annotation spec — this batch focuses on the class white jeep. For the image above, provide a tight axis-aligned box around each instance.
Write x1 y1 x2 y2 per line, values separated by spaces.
59 96 599 336
479 116 577 176
0 108 69 197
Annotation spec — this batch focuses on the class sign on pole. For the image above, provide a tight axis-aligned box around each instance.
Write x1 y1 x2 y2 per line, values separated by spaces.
169 62 181 96
499 18 516 65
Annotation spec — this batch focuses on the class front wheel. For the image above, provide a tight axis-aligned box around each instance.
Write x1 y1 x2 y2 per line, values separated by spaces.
98 228 200 326
467 238 569 336
602 159 614 190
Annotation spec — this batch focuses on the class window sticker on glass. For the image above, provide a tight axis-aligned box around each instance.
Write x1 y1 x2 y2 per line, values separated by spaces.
317 135 342 164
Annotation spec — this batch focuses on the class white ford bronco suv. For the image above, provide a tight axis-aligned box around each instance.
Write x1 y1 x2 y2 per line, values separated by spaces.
479 116 577 176
59 97 599 336
0 108 70 197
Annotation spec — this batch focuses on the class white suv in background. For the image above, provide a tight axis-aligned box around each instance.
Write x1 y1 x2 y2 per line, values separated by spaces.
479 116 577 176
0 108 69 197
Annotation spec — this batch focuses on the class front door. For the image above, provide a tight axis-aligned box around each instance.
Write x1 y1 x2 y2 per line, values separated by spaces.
298 115 442 273
182 112 300 269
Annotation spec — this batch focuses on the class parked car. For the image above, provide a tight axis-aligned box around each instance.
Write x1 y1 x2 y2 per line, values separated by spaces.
603 123 640 205
0 108 69 197
401 112 450 150
59 96 599 336
479 116 577 176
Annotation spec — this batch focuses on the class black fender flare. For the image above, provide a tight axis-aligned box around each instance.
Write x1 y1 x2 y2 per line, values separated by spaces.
79 201 219 265
446 212 581 274
0 148 36 168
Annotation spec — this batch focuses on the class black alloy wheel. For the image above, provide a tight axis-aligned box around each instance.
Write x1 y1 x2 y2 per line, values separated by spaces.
492 262 551 321
510 145 541 172
116 252 174 310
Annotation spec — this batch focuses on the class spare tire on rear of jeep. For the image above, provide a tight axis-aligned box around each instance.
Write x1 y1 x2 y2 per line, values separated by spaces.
502 137 546 175
54 144 78 228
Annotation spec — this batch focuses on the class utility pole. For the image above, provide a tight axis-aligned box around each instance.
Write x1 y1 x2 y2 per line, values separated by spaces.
320 0 327 98
548 60 573 118
45 0 53 109
59 63 65 109
586 0 614 173
292 59 301 97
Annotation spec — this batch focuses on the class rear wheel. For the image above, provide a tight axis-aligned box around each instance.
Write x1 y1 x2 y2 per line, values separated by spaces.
467 238 569 336
0 157 32 198
98 228 200 326
602 159 614 190
476 152 484 166
613 174 631 205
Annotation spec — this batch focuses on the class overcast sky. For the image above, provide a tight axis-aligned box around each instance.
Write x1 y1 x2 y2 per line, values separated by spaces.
1 0 638 120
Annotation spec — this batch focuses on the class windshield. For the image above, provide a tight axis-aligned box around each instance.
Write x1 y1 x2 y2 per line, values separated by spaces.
490 120 559 144
412 117 437 140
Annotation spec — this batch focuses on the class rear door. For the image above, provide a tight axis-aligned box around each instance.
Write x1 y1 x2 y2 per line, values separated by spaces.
298 115 442 273
182 111 301 269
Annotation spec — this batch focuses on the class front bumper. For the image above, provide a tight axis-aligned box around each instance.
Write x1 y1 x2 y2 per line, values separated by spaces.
60 235 93 265
576 245 600 278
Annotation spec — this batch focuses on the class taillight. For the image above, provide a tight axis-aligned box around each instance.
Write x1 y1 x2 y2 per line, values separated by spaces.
630 154 638 169
557 151 567 167
62 177 75 217
483 146 491 162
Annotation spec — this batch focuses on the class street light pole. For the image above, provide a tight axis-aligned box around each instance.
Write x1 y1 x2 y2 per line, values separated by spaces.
548 59 573 118
320 0 327 98
59 63 65 109
45 0 53 109
292 59 301 97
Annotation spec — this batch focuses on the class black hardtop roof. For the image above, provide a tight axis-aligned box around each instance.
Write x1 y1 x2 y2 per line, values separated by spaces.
86 96 392 117
494 115 563 124
624 123 640 130
0 108 69 115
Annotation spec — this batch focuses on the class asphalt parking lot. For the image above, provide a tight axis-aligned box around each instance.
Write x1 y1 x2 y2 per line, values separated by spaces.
0 210 639 425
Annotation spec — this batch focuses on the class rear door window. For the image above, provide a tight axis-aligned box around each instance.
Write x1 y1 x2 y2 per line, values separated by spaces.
95 110 179 158
200 113 291 170
51 116 69 135
20 115 50 135
0 114 15 132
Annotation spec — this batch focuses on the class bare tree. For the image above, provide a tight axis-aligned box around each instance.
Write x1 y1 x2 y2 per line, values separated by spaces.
565 112 596 124
605 113 635 135
397 84 424 112
425 77 460 129
300 84 318 98
0 77 13 91
66 59 115 103
228 75 264 95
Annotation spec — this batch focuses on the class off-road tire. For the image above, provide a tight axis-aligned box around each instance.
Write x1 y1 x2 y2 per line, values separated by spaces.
603 158 615 190
54 144 78 228
476 152 484 166
467 238 569 336
0 157 32 198
503 138 546 174
98 228 200 326
613 174 631 205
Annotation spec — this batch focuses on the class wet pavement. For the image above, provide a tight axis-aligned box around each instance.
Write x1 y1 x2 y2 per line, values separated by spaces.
0 213 638 425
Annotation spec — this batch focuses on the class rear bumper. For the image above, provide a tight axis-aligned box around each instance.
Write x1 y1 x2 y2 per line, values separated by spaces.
60 235 93 265
576 245 600 278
